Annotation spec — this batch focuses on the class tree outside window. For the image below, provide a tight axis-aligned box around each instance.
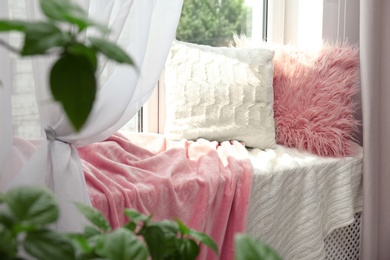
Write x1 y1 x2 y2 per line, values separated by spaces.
176 0 250 47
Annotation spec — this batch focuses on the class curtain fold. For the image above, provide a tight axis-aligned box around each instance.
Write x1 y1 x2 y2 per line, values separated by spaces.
360 0 390 259
0 0 183 232
0 0 13 190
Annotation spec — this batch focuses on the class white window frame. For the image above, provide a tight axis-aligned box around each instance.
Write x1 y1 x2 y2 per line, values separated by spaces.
142 83 160 133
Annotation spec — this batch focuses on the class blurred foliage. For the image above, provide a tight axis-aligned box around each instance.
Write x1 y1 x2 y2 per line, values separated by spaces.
0 185 282 260
176 0 248 46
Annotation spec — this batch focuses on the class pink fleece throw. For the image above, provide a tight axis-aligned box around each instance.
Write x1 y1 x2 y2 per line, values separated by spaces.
273 43 360 157
78 132 253 260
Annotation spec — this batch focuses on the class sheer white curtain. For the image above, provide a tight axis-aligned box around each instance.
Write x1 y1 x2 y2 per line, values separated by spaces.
360 0 390 259
0 0 183 232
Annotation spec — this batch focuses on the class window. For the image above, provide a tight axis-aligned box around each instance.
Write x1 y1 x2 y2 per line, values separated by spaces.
137 0 267 134
176 0 266 47
137 0 360 133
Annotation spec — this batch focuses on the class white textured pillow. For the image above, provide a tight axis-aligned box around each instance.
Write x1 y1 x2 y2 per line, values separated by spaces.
163 41 276 149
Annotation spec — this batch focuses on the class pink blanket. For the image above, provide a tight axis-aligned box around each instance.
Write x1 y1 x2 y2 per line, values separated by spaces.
78 132 253 260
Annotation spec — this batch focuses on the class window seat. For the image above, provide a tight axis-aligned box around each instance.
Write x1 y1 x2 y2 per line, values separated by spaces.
80 131 363 260
1 131 362 259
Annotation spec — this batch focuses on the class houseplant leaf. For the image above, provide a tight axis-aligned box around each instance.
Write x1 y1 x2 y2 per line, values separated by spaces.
177 218 218 256
5 186 58 226
0 20 30 32
24 229 75 260
68 44 98 72
176 219 190 235
142 225 168 260
83 225 102 238
66 233 92 254
235 234 281 260
74 202 110 232
141 220 178 259
0 207 15 229
176 238 199 260
89 37 134 65
101 228 148 260
188 229 218 255
124 209 151 223
21 22 68 55
39 0 99 32
124 209 151 232
50 52 96 131
0 226 18 258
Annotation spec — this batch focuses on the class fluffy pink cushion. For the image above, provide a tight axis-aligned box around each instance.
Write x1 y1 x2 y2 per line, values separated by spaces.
273 43 360 157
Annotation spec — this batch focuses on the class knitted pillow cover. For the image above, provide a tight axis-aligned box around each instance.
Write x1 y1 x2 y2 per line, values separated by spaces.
163 41 276 149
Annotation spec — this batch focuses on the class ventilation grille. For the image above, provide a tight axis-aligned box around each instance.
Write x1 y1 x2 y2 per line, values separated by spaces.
325 212 361 260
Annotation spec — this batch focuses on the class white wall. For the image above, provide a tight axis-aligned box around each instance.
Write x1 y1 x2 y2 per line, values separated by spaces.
272 0 359 47
323 0 359 43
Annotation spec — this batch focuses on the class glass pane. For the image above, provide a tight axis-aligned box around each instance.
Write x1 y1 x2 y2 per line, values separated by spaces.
120 112 139 132
176 0 263 47
8 0 41 138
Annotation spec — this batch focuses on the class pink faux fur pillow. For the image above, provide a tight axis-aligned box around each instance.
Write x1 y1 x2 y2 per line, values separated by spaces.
273 43 360 157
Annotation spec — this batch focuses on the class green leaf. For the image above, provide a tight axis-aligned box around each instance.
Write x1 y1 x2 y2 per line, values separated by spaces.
74 203 110 232
68 44 98 72
176 238 200 260
0 207 15 229
66 233 92 254
124 221 137 232
176 219 190 235
89 37 134 65
13 223 37 233
148 220 179 238
142 221 178 260
39 0 101 32
24 229 75 260
0 225 18 258
101 228 148 260
83 225 102 238
142 225 167 260
234 234 281 260
21 22 68 56
189 229 218 256
50 52 96 131
5 186 59 226
89 233 106 256
124 209 152 232
0 20 30 32
124 209 151 223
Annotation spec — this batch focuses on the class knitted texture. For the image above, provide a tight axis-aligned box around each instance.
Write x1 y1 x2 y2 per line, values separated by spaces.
247 144 363 260
163 41 276 149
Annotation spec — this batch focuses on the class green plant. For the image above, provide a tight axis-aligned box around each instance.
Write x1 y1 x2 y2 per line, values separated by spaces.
0 185 281 260
0 0 134 131
176 0 247 46
0 185 218 260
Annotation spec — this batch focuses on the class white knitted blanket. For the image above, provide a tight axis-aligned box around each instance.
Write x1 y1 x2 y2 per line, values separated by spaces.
246 143 363 260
